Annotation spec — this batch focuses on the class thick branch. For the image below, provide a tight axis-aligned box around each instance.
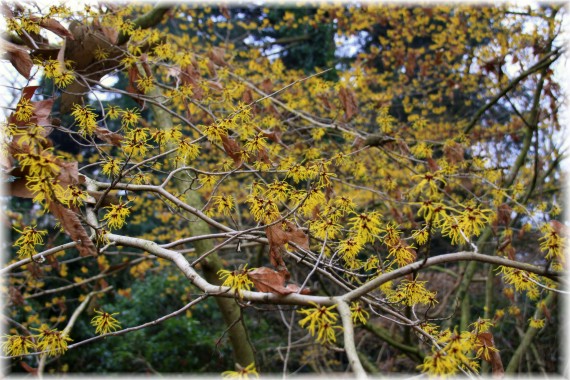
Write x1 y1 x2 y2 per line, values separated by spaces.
106 233 560 307
336 300 367 378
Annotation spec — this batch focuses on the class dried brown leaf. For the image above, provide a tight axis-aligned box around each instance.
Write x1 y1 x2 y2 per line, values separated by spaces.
242 88 253 104
57 39 66 67
497 203 512 226
443 141 464 164
262 126 282 144
48 201 96 257
207 80 223 92
31 99 54 127
248 267 310 295
220 134 243 167
93 18 118 44
206 58 217 77
57 160 80 187
126 65 144 104
181 64 200 86
32 16 74 40
208 47 227 67
550 220 568 237
4 41 33 79
541 302 552 322
261 78 272 94
248 267 291 294
21 85 40 100
95 127 123 147
339 86 358 121
427 158 440 172
9 176 34 199
265 221 309 272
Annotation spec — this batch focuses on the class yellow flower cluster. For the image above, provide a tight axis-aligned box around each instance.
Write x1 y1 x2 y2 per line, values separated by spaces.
91 310 122 335
102 202 131 230
33 325 73 357
71 104 98 135
222 362 259 379
217 266 254 298
386 279 437 307
13 225 47 259
419 318 501 377
298 303 343 345
539 223 565 263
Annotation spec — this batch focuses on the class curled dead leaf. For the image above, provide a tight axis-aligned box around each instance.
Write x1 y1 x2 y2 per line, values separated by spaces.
497 203 512 226
248 267 310 295
208 47 228 67
220 134 243 167
443 141 464 164
3 41 33 79
338 85 358 121
265 221 309 273
95 127 123 147
31 16 74 40
48 202 96 257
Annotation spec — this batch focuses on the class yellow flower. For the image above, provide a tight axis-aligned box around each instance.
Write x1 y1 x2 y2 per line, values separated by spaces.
33 325 72 357
218 266 254 298
496 266 538 292
469 317 494 333
244 133 268 154
212 195 236 216
136 75 155 93
16 149 62 177
387 241 417 267
315 320 343 344
71 104 98 135
91 310 121 335
105 105 121 119
62 185 88 207
529 318 545 329
222 362 259 379
12 123 48 149
14 97 34 122
337 237 363 262
388 279 437 307
418 350 458 377
349 211 382 244
102 202 131 230
246 195 280 224
176 138 200 163
350 302 369 325
202 122 228 143
1 335 36 356
13 225 47 259
54 70 75 88
121 108 140 128
411 171 447 196
310 217 342 240
298 303 338 336
102 158 122 177
539 223 565 262
458 203 492 238
94 46 110 60
123 136 151 158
